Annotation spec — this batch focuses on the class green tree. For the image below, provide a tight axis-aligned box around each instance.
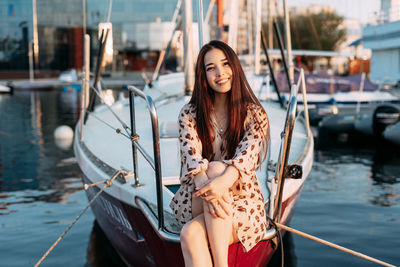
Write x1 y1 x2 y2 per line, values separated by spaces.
289 11 346 51
263 11 347 71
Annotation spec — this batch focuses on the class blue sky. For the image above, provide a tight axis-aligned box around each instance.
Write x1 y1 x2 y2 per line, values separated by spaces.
287 0 381 24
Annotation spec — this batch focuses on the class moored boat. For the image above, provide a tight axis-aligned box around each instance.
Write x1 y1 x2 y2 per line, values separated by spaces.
74 68 314 266
273 72 400 125
355 104 400 137
383 121 400 145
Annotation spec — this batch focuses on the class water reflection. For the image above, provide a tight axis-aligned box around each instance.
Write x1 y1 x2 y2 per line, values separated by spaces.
267 232 297 267
54 137 74 150
0 88 125 195
371 148 400 184
0 90 81 193
370 148 400 207
102 89 116 106
86 220 128 267
313 146 400 208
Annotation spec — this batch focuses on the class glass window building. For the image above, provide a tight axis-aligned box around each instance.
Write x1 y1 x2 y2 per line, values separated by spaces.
0 0 190 73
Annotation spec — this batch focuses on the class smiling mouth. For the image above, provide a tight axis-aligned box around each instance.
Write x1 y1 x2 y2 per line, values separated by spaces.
216 78 230 86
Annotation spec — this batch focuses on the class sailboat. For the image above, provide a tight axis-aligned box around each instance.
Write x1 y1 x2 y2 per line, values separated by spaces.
74 0 314 266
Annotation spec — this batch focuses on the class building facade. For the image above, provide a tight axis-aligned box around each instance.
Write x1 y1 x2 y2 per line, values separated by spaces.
0 0 33 70
362 0 400 86
0 0 186 73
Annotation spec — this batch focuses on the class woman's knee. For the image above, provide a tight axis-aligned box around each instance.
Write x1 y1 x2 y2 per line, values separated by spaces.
207 161 227 178
180 220 205 246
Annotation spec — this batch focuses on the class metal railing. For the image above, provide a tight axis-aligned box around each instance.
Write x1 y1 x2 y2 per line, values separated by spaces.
271 66 310 219
295 68 312 137
272 83 298 223
271 67 312 223
125 85 165 231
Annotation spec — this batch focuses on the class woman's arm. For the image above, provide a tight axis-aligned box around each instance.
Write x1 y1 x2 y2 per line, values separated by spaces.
178 105 209 190
221 106 269 182
194 165 238 199
195 106 269 200
193 171 209 188
193 164 238 218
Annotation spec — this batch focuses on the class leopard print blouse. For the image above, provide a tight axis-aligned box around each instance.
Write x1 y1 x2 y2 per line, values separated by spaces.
169 103 269 252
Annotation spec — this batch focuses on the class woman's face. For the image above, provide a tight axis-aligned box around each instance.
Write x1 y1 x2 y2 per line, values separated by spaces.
204 48 233 94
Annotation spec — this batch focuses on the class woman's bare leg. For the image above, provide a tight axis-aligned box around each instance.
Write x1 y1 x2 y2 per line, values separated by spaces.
180 214 212 267
204 161 239 267
191 193 203 218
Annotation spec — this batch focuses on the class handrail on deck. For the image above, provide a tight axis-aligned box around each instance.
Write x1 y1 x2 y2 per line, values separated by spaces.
124 85 165 231
272 67 311 223
295 68 311 137
272 83 298 223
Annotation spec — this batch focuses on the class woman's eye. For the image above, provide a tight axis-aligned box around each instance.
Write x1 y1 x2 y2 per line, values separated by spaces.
223 62 229 66
206 67 214 71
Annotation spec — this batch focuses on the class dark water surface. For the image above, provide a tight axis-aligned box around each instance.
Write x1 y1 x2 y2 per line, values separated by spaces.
0 90 399 267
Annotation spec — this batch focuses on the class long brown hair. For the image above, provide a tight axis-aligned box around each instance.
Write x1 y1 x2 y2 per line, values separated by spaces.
189 40 269 161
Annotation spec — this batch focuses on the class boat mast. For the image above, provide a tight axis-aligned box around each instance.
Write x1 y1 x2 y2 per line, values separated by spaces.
183 0 194 95
267 0 274 48
32 0 39 74
283 0 294 84
197 0 204 47
246 0 254 57
204 0 215 25
254 0 262 74
227 0 239 51
82 0 87 36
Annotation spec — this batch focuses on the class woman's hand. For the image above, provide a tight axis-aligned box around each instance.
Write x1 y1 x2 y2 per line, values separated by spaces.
204 192 232 219
194 165 238 219
195 175 227 199
195 177 232 218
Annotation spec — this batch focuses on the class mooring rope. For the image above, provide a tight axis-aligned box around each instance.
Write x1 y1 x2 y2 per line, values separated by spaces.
275 222 396 267
34 170 123 267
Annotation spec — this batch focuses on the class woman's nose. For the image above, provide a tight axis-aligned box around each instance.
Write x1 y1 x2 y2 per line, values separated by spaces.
215 66 223 76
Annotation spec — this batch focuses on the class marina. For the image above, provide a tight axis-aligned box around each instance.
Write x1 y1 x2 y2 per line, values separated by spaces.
0 89 399 266
1 0 400 266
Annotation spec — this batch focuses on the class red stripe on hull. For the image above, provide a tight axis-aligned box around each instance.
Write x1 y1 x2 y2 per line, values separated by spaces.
228 241 275 267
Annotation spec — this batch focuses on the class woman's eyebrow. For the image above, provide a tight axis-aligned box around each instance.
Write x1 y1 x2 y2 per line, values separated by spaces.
205 58 227 67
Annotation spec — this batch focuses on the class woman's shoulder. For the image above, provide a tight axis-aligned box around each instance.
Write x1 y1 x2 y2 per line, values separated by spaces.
246 103 267 118
179 103 196 118
246 102 260 111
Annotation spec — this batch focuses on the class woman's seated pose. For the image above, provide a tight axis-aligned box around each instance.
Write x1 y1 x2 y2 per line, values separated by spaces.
170 40 270 267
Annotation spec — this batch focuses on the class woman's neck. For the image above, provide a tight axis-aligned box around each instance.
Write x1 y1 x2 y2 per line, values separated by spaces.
213 93 228 114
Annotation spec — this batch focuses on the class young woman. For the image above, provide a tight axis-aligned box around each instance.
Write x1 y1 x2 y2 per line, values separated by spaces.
170 40 270 267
